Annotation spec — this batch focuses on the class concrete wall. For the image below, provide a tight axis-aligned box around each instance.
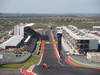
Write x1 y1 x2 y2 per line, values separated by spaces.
89 40 98 50
0 53 31 64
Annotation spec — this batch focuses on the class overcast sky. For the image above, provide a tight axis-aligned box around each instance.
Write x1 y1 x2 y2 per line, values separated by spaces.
0 0 100 14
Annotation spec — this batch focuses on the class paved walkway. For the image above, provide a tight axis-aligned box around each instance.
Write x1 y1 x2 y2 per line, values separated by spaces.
0 69 23 75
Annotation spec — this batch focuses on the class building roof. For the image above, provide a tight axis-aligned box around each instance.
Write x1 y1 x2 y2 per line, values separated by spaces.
63 26 100 40
2 35 23 47
24 23 35 27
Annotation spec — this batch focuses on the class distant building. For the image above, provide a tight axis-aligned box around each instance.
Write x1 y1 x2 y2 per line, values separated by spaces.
62 25 99 53
93 26 100 31
56 27 63 35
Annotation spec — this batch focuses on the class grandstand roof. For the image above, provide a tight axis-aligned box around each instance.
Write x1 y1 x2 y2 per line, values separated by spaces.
2 35 23 47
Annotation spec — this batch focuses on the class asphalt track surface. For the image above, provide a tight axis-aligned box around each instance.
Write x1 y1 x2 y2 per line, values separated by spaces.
33 29 100 75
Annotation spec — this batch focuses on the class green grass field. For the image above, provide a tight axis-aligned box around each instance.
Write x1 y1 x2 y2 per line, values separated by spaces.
0 55 40 69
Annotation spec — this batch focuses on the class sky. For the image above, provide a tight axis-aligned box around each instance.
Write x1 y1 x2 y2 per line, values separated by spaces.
0 0 100 14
